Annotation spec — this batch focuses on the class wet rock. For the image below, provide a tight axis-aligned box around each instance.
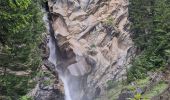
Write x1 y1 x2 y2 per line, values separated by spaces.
34 89 64 100
118 92 134 100
95 86 101 98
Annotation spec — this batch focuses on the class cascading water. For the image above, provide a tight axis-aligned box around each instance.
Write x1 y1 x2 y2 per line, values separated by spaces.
43 5 73 100
47 35 72 100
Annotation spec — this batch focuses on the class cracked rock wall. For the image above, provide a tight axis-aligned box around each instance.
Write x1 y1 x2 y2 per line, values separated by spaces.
43 0 134 99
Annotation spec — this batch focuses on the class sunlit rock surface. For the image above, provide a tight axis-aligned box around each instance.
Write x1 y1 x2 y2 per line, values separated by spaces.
36 0 134 100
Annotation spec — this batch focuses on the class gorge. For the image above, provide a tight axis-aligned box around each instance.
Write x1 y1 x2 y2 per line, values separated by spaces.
1 0 170 100
41 0 133 100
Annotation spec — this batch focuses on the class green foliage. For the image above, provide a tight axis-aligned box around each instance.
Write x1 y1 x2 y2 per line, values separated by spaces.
106 77 167 100
0 0 45 99
106 80 117 90
105 79 144 100
90 44 96 48
142 81 168 99
0 74 36 99
0 96 12 100
43 79 53 86
104 17 115 26
19 96 33 100
128 0 170 81
0 0 44 70
134 93 141 100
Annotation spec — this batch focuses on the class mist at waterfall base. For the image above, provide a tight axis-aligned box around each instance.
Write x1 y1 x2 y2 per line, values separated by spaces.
43 11 83 100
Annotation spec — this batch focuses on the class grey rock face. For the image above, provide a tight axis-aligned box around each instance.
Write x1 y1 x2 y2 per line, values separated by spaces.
33 0 134 99
35 89 64 100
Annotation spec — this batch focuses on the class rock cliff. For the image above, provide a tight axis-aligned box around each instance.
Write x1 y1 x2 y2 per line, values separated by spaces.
32 0 134 100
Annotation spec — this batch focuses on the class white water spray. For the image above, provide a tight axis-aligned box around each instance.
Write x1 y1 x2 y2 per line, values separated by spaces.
47 36 72 100
43 12 73 100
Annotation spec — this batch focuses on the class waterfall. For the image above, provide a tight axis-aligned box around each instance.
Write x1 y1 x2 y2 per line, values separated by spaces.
47 35 57 66
60 76 72 100
47 35 72 100
43 5 73 100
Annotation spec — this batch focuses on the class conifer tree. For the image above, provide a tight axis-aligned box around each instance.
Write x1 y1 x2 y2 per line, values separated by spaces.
0 0 44 99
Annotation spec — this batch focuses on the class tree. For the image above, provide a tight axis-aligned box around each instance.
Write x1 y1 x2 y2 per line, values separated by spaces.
0 0 44 99
128 0 170 81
